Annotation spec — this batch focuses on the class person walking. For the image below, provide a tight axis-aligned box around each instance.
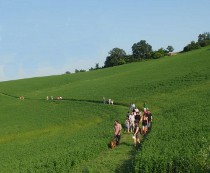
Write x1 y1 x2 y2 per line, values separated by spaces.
143 102 148 113
114 120 122 145
129 112 135 132
147 110 153 130
133 120 141 147
125 116 130 133
103 97 106 104
135 111 141 123
141 113 148 134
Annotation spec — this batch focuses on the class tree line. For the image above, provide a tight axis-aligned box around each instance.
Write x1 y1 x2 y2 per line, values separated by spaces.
103 42 174 68
183 32 210 52
65 32 209 74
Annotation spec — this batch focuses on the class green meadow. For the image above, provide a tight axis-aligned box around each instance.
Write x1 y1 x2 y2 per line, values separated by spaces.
0 46 210 172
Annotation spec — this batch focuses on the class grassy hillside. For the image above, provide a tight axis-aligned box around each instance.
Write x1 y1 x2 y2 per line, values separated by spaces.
0 46 210 172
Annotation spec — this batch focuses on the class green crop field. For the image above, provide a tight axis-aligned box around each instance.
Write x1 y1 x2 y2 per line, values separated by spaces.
0 46 210 172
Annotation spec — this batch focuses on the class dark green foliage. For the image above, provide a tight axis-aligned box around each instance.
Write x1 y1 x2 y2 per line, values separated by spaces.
104 47 127 67
183 32 210 52
65 71 71 74
198 32 210 42
166 45 174 53
183 41 201 52
199 40 210 47
132 40 153 60
75 69 86 73
152 48 168 59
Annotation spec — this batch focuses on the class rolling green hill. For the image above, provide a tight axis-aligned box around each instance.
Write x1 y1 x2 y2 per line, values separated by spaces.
0 46 210 172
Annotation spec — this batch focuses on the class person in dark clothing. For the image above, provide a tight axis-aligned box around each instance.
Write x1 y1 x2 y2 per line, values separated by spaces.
141 114 148 134
147 110 153 130
135 112 141 123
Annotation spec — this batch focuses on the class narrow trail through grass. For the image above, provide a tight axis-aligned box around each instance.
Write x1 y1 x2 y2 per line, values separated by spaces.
71 126 151 173
73 132 141 172
0 91 129 107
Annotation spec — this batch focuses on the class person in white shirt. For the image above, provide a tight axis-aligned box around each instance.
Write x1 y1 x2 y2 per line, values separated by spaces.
129 112 135 132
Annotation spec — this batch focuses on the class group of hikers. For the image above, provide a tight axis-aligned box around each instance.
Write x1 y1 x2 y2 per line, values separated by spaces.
103 97 114 105
114 102 153 147
46 96 63 100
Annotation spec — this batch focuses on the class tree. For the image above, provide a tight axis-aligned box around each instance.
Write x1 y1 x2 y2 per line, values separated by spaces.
65 71 71 74
89 67 94 71
75 69 85 73
132 40 153 60
198 32 210 47
198 32 210 42
95 63 100 69
152 48 168 59
166 46 174 53
89 63 101 71
75 69 79 73
104 48 126 67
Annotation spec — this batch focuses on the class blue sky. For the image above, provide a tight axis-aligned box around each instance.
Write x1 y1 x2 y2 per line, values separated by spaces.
0 0 210 81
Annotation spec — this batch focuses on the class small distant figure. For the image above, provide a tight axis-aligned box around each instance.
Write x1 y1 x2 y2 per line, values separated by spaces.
46 96 49 100
57 96 62 100
19 96 24 100
103 97 106 104
51 96 54 100
130 103 135 111
147 110 153 130
125 116 130 133
108 99 114 105
143 102 148 113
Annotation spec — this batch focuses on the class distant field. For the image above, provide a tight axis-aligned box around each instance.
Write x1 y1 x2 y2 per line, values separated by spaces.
0 46 210 172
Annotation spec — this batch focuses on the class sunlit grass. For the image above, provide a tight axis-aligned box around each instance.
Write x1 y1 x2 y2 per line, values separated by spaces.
0 46 209 172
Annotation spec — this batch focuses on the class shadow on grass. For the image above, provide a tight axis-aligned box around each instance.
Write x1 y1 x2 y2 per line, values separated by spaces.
0 92 130 108
0 91 19 98
63 98 129 108
119 141 133 147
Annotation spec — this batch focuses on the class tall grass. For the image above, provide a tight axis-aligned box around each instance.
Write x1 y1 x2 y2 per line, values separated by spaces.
0 46 210 172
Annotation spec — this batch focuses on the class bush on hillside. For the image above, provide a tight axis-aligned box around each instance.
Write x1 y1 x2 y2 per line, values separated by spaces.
183 41 201 52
